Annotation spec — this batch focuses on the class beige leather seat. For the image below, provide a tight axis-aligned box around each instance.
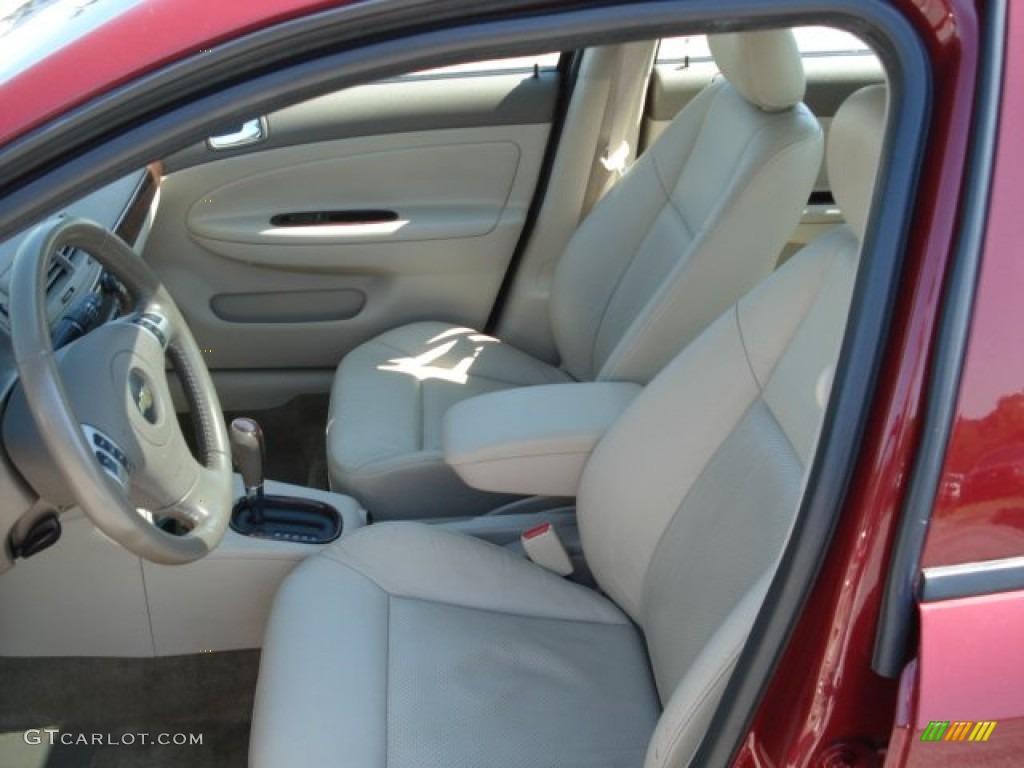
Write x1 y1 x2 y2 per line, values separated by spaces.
328 30 824 520
251 85 887 768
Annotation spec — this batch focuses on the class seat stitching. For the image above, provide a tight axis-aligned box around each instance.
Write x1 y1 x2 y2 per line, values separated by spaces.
600 119 821 381
317 549 631 626
586 159 678 379
577 87 713 380
392 593 637 629
734 247 838 394
462 369 566 387
759 392 803 465
364 338 567 388
733 306 764 392
342 450 446 476
593 87 810 380
656 645 744 768
650 137 695 236
362 333 454 358
416 377 425 452
384 593 391 768
652 89 796 241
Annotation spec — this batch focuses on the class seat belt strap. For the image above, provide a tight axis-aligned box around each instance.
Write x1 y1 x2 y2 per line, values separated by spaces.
580 40 658 218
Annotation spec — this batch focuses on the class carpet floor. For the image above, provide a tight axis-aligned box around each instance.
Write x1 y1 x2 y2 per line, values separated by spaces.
0 651 259 767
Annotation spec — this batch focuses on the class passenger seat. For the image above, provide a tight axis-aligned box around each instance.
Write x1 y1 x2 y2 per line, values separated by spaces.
328 29 824 520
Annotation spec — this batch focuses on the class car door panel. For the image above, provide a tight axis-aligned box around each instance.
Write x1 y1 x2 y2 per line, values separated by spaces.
143 71 555 379
883 591 1024 767
185 137 526 262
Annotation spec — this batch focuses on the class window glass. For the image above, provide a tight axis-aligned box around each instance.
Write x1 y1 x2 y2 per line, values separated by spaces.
410 53 561 78
657 26 870 63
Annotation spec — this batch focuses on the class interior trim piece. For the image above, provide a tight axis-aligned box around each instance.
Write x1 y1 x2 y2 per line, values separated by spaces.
921 556 1024 603
269 210 399 227
486 50 580 333
114 163 161 245
871 0 1005 679
209 289 366 324
166 70 560 172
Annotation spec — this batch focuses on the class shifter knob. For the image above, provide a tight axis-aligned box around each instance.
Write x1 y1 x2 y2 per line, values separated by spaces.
229 417 265 508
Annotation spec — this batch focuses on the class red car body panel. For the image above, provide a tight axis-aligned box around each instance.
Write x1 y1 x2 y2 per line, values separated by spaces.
883 2 1024 764
0 0 346 145
917 592 1024 726
883 591 1024 767
921 0 1024 570
1 0 1021 766
735 0 983 764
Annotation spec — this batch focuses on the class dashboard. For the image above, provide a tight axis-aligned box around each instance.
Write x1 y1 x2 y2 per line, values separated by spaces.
0 169 157 332
0 169 158 379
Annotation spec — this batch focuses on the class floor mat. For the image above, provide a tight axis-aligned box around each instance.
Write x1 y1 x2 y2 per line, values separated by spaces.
0 651 259 767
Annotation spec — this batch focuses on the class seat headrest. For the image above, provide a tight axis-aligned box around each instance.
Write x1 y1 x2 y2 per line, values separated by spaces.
827 85 888 241
708 30 805 112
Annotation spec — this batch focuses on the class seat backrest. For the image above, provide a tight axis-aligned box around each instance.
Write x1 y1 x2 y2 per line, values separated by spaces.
576 85 888 767
549 29 824 384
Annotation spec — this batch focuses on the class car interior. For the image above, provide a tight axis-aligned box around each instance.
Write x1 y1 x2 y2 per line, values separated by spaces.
0 11 905 768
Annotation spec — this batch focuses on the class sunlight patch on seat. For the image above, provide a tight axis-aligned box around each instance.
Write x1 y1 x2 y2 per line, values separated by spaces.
378 336 491 383
426 327 499 345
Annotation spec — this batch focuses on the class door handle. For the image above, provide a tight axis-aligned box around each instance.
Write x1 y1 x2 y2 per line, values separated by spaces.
207 117 268 150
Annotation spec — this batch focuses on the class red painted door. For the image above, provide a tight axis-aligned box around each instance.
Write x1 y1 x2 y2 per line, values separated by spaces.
885 0 1024 764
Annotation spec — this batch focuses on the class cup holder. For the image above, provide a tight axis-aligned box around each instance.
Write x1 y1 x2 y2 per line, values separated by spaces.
230 495 342 544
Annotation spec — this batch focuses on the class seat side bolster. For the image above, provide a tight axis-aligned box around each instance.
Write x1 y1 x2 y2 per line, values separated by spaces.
644 570 772 768
251 557 389 768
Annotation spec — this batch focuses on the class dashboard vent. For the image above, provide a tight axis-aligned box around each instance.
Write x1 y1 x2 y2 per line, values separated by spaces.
46 246 79 297
0 243 99 337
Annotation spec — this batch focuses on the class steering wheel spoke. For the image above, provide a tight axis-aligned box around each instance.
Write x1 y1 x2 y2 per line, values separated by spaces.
81 424 135 490
132 308 174 350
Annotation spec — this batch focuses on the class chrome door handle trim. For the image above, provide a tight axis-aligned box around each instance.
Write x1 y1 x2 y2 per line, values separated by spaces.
207 117 268 150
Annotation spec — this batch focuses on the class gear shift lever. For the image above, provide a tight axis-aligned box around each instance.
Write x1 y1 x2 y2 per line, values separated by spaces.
225 416 342 544
229 417 265 524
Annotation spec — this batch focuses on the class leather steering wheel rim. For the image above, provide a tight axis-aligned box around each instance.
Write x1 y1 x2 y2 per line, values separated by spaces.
8 217 232 564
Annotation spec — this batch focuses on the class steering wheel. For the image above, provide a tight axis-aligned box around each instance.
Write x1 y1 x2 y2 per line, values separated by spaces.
5 217 232 564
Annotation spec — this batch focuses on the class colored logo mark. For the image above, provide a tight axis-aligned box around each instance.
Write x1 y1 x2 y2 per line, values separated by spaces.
921 721 997 742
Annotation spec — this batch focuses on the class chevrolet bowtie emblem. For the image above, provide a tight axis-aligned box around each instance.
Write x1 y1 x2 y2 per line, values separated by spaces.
129 370 158 425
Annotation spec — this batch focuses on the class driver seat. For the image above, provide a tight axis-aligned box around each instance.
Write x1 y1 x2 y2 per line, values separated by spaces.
250 85 887 768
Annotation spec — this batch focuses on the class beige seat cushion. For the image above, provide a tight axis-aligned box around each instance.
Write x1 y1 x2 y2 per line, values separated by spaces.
251 523 660 768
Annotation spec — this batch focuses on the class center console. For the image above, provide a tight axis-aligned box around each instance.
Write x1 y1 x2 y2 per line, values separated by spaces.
141 416 366 655
227 416 344 544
